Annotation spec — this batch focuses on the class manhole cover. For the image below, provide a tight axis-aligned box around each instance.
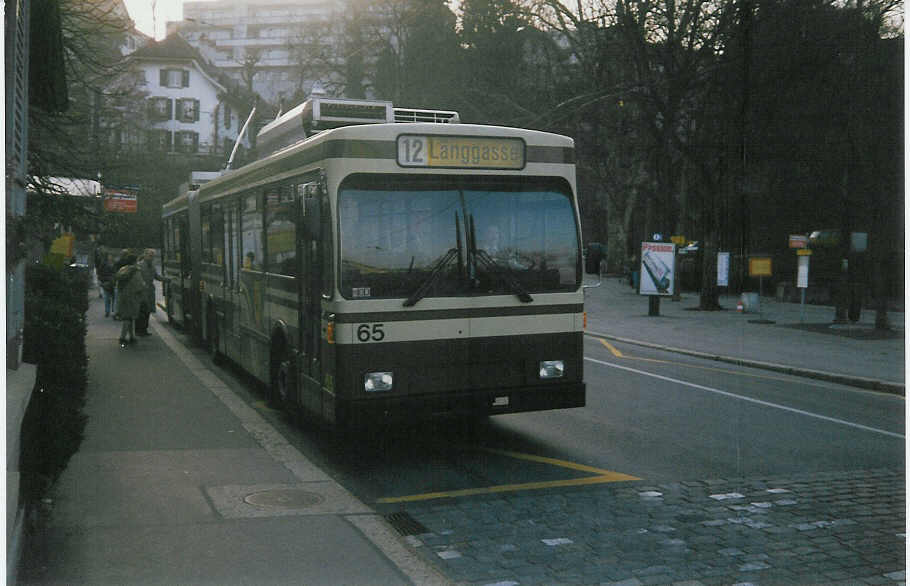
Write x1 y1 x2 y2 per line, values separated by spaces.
244 488 324 509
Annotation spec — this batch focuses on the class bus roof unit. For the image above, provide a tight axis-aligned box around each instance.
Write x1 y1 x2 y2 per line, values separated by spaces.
256 96 459 158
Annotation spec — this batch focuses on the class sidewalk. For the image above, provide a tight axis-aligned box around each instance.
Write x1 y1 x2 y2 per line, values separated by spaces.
583 276 905 394
17 291 447 585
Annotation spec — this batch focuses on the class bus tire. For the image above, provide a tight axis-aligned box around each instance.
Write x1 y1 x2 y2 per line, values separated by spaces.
270 342 296 414
207 306 222 364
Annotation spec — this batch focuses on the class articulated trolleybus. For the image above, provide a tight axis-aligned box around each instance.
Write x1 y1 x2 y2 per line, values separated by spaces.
161 96 586 428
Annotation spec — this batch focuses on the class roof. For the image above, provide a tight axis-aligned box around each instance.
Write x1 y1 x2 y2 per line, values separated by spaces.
127 33 259 107
32 177 102 197
129 33 203 62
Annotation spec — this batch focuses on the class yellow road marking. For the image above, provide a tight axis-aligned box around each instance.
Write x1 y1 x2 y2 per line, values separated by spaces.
377 474 639 503
479 447 619 476
600 339 624 357
376 447 639 504
252 400 282 413
594 337 812 384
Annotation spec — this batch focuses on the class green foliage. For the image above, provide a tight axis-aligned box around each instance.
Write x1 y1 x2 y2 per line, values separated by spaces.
19 264 90 502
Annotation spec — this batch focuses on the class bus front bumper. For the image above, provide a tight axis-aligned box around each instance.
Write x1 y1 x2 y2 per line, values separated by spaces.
336 382 585 427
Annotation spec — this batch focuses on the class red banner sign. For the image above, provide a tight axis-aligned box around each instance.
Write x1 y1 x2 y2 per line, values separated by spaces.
103 187 138 213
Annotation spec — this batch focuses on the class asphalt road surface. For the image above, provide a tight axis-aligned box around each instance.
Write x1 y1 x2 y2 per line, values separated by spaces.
211 330 904 584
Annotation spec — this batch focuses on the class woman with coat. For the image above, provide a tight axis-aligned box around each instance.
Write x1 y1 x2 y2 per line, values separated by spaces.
114 253 146 347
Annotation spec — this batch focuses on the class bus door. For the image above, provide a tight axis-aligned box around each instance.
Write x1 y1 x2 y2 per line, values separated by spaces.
240 192 267 379
298 179 326 416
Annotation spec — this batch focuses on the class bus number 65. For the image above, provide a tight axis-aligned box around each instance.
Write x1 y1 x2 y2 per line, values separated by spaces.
357 323 385 342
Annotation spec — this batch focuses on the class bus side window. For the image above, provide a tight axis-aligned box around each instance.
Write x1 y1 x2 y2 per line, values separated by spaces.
266 185 297 276
223 204 234 285
211 203 224 267
201 204 212 263
231 202 241 283
241 193 263 271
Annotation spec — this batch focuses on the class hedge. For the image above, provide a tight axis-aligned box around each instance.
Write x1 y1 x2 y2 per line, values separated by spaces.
19 263 90 503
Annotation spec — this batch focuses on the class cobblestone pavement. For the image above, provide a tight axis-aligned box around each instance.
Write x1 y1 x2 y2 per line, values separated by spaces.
399 469 905 585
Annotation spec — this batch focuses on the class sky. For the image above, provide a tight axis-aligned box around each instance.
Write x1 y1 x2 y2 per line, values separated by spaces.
123 0 189 40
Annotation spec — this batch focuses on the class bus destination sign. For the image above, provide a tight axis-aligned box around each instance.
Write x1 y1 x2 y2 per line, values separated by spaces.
397 135 525 169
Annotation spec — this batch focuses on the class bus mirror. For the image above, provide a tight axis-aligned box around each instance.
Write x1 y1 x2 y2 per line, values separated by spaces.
304 197 321 238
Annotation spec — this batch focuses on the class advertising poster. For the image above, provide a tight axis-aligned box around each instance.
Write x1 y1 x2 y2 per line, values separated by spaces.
717 252 730 287
103 186 138 213
639 241 676 296
797 255 810 288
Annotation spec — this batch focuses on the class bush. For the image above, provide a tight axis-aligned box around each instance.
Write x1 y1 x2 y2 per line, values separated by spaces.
19 263 90 502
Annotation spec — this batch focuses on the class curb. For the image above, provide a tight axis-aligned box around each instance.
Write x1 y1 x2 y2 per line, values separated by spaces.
584 329 905 397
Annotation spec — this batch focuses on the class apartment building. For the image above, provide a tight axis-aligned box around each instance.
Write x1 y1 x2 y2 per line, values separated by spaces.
168 0 341 103
127 34 253 158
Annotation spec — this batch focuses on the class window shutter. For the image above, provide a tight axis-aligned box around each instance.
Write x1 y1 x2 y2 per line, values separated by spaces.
182 70 190 87
192 132 199 153
160 69 167 86
167 131 173 151
167 98 173 119
194 99 200 121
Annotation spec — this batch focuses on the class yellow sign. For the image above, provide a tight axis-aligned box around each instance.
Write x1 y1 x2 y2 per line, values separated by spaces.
398 135 525 169
670 235 687 245
797 249 813 256
748 257 773 277
50 233 75 257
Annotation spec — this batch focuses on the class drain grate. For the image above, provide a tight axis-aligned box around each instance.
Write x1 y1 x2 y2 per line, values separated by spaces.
385 511 429 536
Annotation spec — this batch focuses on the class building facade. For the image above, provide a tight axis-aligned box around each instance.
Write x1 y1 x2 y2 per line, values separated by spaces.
168 0 341 103
126 34 253 159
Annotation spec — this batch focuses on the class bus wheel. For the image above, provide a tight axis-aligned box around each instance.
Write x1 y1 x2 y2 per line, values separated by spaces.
270 345 296 413
208 309 222 364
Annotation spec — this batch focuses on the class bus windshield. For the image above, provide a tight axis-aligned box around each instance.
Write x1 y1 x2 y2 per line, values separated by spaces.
339 175 580 301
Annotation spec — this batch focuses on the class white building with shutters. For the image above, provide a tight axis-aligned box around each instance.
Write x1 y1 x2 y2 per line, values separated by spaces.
127 34 252 158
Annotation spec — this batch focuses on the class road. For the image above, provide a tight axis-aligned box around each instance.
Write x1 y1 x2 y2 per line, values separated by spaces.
226 332 905 584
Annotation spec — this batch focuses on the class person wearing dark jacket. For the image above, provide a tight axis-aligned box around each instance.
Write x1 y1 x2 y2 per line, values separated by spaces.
97 253 116 317
135 249 166 336
114 254 145 347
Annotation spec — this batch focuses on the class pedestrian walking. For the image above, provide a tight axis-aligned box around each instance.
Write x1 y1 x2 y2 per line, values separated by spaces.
97 253 116 317
112 248 131 319
135 248 166 336
113 253 145 348
93 245 104 297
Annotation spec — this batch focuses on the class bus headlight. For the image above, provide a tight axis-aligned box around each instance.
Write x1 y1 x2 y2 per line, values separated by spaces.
539 360 565 379
364 372 394 392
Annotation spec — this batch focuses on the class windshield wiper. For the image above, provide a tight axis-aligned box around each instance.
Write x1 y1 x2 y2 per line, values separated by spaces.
402 248 459 307
474 249 533 303
402 212 464 307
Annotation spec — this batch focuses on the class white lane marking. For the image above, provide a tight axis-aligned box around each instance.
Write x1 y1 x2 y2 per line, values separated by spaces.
585 356 905 439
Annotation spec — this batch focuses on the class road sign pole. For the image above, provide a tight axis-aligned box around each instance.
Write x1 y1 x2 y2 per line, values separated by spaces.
648 295 660 316
801 289 806 324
